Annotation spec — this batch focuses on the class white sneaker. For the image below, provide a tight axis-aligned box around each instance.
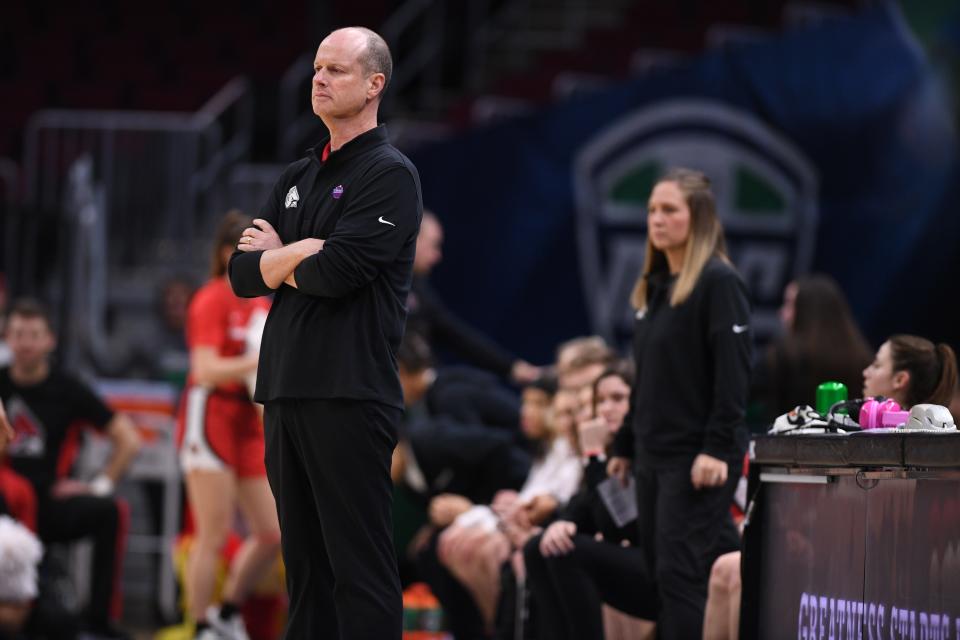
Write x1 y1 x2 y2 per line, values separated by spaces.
205 606 250 640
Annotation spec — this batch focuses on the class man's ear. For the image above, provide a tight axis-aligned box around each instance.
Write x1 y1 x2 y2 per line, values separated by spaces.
368 73 385 101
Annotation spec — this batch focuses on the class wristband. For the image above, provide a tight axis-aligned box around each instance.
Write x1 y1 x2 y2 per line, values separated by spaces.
90 474 115 497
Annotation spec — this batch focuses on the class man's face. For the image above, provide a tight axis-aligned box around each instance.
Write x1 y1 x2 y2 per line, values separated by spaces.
311 30 382 121
414 217 444 275
6 315 55 370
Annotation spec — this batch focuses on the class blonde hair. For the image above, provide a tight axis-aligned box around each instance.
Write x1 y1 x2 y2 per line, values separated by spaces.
631 168 730 309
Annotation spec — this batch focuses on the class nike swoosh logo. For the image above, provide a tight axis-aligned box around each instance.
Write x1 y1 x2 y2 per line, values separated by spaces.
732 324 749 334
378 216 395 227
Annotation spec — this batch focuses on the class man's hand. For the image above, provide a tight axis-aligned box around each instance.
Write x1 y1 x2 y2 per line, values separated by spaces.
238 219 283 252
511 360 542 385
540 520 577 557
607 456 631 487
428 494 473 527
690 453 728 490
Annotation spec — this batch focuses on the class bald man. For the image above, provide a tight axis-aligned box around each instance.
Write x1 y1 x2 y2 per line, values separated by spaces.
229 27 421 639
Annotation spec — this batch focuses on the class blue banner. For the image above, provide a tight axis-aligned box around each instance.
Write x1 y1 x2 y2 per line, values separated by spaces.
409 3 959 364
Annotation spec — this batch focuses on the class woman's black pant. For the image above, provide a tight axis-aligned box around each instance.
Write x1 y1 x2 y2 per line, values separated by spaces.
635 460 742 639
523 533 656 640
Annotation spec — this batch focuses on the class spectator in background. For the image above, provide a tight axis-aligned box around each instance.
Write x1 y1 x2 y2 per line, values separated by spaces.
862 334 958 408
407 211 542 385
398 331 521 435
607 168 751 639
0 299 141 640
391 336 532 587
751 274 872 426
147 275 194 385
419 375 581 639
525 364 656 640
421 339 614 638
177 211 280 640
79 275 196 383
553 335 617 392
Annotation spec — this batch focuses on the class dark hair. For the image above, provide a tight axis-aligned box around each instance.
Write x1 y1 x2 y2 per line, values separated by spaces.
888 335 958 407
526 373 558 397
767 274 873 411
6 298 53 331
210 210 251 278
591 361 635 415
398 332 433 372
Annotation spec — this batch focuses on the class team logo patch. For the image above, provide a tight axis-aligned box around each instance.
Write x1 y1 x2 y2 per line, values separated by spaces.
573 99 819 346
285 186 300 208
5 396 46 457
332 184 344 199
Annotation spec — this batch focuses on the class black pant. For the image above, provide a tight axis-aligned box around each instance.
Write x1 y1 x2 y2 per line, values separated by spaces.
635 461 742 639
523 533 656 640
37 495 123 630
264 398 403 640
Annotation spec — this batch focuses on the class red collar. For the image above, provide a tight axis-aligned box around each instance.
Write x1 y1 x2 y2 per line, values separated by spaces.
321 142 331 162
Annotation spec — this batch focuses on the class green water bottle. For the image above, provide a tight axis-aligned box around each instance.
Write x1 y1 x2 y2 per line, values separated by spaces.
816 381 847 415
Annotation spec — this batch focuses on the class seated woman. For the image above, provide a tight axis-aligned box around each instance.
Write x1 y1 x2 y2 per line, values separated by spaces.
862 334 957 409
418 376 583 638
704 333 958 640
751 274 873 429
523 365 656 640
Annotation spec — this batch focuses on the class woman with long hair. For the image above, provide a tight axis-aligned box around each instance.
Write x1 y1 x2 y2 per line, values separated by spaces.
177 211 281 640
862 334 957 408
753 274 873 424
607 168 752 638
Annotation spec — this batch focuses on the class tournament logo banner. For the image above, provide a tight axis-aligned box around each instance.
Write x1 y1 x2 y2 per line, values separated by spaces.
574 99 818 346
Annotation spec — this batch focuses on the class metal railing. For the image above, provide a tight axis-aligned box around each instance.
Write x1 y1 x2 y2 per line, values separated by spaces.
23 77 253 272
20 77 253 368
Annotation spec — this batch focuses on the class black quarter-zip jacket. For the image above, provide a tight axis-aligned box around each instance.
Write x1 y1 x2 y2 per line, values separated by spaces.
613 257 753 464
229 125 422 409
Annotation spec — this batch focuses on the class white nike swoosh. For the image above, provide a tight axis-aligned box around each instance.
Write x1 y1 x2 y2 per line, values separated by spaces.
378 216 395 227
732 324 749 334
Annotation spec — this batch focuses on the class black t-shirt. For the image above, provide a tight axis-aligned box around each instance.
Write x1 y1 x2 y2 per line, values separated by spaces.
0 367 114 496
229 125 422 408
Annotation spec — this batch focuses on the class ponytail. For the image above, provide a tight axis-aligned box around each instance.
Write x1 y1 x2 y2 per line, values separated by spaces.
930 343 958 407
888 335 958 407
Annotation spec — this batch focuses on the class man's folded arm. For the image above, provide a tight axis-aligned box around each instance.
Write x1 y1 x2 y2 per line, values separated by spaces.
292 165 421 298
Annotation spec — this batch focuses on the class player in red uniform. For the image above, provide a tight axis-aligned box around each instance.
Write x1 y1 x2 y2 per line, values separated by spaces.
177 211 280 640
